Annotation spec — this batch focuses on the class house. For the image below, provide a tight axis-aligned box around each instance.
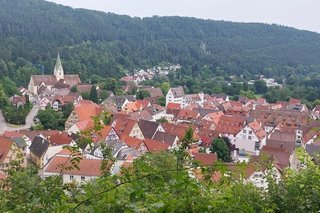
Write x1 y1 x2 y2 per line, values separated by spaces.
29 133 74 168
235 121 266 155
215 115 247 144
67 119 94 135
176 109 200 123
202 111 224 129
42 154 105 184
87 140 127 159
142 87 164 98
102 95 136 112
39 97 51 110
138 119 165 139
152 131 179 150
129 109 153 120
122 136 148 153
166 86 186 107
192 152 218 166
51 94 81 111
311 105 320 119
65 100 103 130
28 53 81 95
250 109 309 134
211 93 229 102
143 138 169 153
112 118 144 139
0 136 26 172
9 95 27 108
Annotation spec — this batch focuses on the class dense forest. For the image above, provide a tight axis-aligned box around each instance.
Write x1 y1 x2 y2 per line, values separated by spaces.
1 0 320 87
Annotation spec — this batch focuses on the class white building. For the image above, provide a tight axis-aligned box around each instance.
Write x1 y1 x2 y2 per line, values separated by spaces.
166 86 186 107
42 153 103 184
235 121 267 155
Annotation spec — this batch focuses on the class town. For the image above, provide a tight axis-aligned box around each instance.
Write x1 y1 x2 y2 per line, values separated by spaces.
1 54 319 191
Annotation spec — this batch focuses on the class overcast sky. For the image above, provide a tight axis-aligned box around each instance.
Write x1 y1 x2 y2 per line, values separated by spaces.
47 0 320 33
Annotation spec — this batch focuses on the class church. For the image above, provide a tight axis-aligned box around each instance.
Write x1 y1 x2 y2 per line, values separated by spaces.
28 53 81 95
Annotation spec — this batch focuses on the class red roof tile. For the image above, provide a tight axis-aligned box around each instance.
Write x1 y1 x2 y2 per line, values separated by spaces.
49 132 73 146
143 139 169 152
44 156 104 176
74 100 103 121
0 136 13 164
193 153 218 166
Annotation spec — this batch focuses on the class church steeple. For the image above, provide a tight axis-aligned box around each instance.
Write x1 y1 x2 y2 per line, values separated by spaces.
54 53 64 81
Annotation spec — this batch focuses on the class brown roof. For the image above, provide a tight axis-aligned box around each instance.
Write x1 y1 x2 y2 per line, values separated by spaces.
177 109 199 120
193 153 217 166
77 84 92 94
113 118 138 138
123 136 144 149
143 87 163 97
152 131 177 147
138 120 160 139
260 146 291 170
250 109 309 128
74 100 103 121
215 115 246 135
31 75 57 86
143 139 169 152
248 121 266 140
0 136 13 164
49 132 73 146
44 156 103 176
170 86 185 97
63 75 81 87
166 102 181 110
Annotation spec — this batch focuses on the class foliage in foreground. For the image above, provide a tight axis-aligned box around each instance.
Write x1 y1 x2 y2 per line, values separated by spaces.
1 151 320 212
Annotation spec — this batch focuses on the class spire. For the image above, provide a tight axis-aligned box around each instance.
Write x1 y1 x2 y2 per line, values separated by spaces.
54 52 64 81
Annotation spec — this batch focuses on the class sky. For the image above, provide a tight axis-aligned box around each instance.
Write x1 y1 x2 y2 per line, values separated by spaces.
47 0 320 33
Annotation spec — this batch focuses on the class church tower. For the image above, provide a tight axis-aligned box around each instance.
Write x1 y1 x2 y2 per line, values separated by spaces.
54 53 64 81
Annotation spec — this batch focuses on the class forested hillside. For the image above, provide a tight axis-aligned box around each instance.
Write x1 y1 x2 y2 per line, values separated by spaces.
1 0 320 86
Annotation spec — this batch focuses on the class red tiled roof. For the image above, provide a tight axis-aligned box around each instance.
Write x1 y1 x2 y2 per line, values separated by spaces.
193 153 218 166
44 156 104 176
75 119 95 131
143 139 169 152
166 102 181 110
177 109 199 120
136 100 150 109
0 136 13 164
3 131 24 138
215 115 246 135
74 100 103 121
248 121 266 140
49 132 73 146
123 136 144 149
113 118 138 138
260 146 290 170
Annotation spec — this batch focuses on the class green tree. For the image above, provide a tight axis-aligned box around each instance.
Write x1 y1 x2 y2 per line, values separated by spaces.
37 109 64 130
156 96 166 106
135 90 150 100
70 85 77 93
160 82 170 95
89 86 98 103
156 117 168 123
210 138 231 162
254 80 268 94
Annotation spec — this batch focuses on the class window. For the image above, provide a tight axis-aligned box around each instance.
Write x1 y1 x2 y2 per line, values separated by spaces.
249 131 252 135
248 136 252 140
242 135 246 139
70 175 74 180
243 130 247 134
255 141 260 150
81 176 85 181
